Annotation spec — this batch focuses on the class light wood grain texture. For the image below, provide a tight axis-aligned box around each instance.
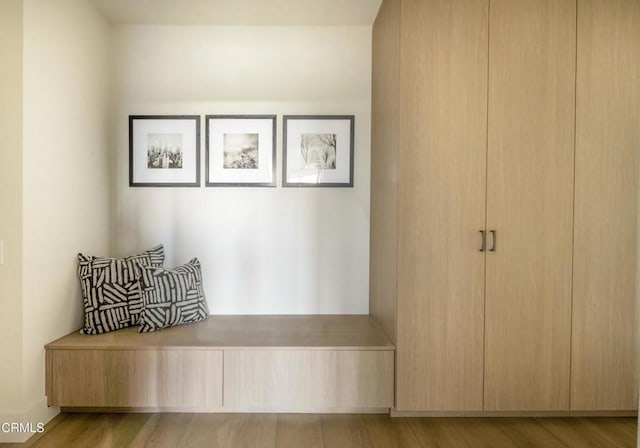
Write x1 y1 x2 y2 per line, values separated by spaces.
45 315 393 350
488 418 568 448
129 413 194 448
370 0 399 345
448 418 522 448
276 415 323 448
45 348 52 398
484 0 576 411
391 410 636 417
396 0 489 411
223 350 394 410
362 415 422 448
91 413 153 448
582 418 638 448
45 316 394 412
226 414 278 448
180 414 277 448
59 406 389 414
320 415 372 448
411 418 570 448
49 349 222 408
408 418 473 447
31 414 114 448
537 418 625 448
21 413 66 448
179 414 241 448
571 0 640 411
25 414 638 448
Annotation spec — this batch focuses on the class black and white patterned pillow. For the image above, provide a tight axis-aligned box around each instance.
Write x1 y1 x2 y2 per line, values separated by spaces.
137 258 209 333
78 244 164 334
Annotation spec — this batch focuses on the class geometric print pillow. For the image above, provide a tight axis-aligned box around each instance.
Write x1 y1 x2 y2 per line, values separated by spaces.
137 258 209 333
77 244 164 335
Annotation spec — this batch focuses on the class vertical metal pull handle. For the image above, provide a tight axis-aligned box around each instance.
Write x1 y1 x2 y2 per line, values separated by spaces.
479 230 486 252
490 230 497 252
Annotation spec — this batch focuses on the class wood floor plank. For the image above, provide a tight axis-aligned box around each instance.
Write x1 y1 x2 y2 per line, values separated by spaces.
31 414 108 448
320 414 372 448
23 413 67 447
453 418 521 448
70 414 126 448
22 413 639 448
135 413 194 448
362 415 422 448
179 414 248 448
582 418 637 448
227 414 277 448
621 418 638 430
488 418 568 448
126 420 155 448
93 413 152 448
68 414 131 448
537 418 619 448
29 413 86 448
276 414 323 448
408 418 472 448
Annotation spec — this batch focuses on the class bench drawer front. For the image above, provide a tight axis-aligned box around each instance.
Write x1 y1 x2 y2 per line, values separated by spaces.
223 350 394 410
49 349 222 408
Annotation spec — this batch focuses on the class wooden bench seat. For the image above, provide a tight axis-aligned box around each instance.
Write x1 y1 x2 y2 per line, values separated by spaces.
45 315 395 413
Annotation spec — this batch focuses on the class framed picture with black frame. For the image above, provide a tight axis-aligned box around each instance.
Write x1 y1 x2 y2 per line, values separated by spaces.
205 115 277 187
283 115 354 187
129 115 201 187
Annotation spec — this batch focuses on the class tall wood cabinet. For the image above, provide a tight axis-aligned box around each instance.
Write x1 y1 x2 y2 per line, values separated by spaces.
571 0 640 411
396 0 489 411
370 0 639 413
484 0 575 411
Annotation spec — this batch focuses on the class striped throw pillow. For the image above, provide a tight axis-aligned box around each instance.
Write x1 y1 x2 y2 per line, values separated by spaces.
77 244 164 334
137 258 209 333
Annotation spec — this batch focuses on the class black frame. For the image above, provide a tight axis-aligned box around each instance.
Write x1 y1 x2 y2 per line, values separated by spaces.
283 115 355 188
205 115 277 187
129 115 201 187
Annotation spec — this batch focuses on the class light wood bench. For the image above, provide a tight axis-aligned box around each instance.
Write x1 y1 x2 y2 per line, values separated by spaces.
45 315 395 413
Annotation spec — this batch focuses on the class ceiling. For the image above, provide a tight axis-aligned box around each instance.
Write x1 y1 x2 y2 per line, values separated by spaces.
90 0 383 26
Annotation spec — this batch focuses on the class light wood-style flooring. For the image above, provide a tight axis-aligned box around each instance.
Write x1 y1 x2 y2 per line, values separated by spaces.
11 413 637 448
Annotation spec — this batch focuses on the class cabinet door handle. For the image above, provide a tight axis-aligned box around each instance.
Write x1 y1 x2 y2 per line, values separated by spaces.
479 230 486 252
490 230 497 252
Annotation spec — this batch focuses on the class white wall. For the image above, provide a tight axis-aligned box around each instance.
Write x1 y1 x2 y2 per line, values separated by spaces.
113 26 372 314
18 0 112 441
637 119 640 448
1 12 372 443
0 0 25 430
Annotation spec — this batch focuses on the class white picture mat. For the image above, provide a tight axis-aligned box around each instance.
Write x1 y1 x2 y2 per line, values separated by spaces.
132 119 198 184
285 118 352 184
208 118 274 183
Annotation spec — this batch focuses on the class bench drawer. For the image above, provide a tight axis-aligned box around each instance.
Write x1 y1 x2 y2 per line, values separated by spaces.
48 349 222 409
223 349 394 410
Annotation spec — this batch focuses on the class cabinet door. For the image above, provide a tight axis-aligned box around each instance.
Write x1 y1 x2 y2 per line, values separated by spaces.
571 0 640 411
49 349 223 408
484 0 576 411
396 0 488 411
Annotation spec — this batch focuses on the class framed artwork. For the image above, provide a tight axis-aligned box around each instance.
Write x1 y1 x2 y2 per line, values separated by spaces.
206 115 276 187
283 115 354 187
129 115 201 187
